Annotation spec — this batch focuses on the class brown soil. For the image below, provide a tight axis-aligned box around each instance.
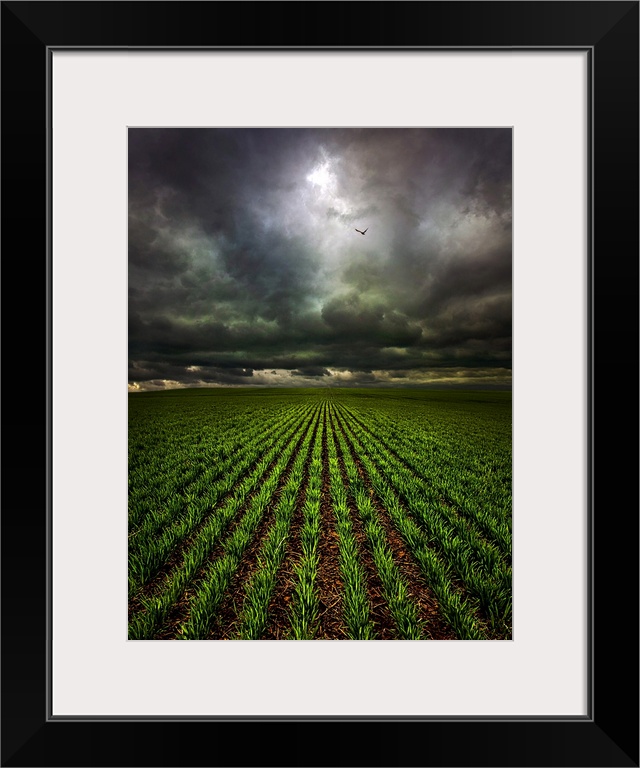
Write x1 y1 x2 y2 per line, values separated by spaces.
133 399 508 641
340 404 510 563
129 413 303 621
333 404 495 639
331 406 457 640
249 411 321 640
314 403 348 639
153 409 316 639
328 409 397 640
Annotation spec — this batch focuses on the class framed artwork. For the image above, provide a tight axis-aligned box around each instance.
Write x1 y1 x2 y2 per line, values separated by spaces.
2 1 637 766
126 124 514 646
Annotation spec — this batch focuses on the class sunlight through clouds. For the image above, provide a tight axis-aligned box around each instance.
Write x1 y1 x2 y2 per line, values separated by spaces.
128 128 512 391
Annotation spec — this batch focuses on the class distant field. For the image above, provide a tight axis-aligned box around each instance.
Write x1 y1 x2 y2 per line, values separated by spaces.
128 388 512 640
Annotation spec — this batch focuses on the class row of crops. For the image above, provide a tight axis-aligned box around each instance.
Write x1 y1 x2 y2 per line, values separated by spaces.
128 388 512 640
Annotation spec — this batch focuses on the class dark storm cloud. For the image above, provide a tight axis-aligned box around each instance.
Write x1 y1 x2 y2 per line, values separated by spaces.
129 128 512 390
321 293 423 347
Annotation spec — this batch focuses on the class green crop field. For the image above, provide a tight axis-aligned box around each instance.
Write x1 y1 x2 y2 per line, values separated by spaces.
128 388 512 640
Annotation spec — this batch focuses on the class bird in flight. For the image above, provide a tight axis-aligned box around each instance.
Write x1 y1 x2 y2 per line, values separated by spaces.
355 227 368 235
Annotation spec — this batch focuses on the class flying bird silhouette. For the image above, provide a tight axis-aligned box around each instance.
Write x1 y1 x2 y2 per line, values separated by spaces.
355 227 368 235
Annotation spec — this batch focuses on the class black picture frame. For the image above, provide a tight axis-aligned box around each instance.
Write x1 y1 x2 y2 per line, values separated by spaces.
2 2 638 766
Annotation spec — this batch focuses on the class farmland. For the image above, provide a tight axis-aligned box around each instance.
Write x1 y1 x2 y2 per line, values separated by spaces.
128 388 512 640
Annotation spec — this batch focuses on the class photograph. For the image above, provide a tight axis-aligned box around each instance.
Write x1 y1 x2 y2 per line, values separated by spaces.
2 0 636 763
127 127 513 641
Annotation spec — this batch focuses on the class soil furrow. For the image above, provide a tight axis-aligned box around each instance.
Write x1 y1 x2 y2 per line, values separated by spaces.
129 428 258 531
332 403 488 639
130 390 511 641
128 409 308 619
260 412 322 640
129 405 305 537
204 406 321 640
315 402 346 639
332 408 457 640
151 408 317 639
339 404 510 560
338 403 509 565
328 409 396 640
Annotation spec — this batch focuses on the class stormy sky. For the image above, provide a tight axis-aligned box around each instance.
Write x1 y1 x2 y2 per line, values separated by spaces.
128 128 511 391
